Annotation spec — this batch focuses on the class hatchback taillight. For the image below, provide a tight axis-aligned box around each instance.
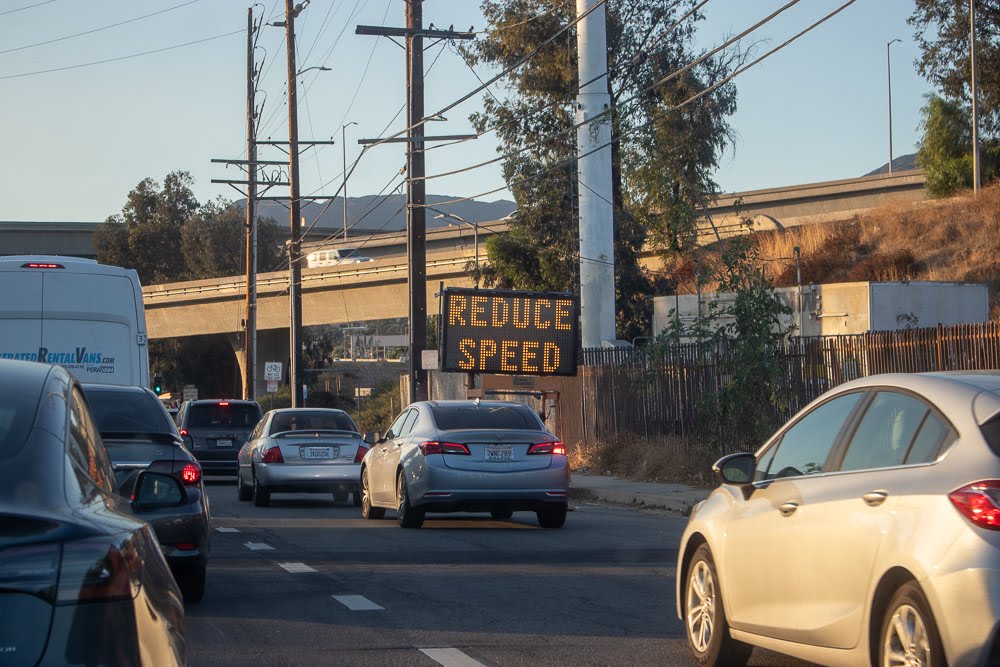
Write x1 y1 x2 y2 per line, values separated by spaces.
354 444 368 463
181 463 201 485
57 538 140 603
527 441 566 455
419 441 471 455
146 459 201 487
949 480 1000 530
262 447 284 463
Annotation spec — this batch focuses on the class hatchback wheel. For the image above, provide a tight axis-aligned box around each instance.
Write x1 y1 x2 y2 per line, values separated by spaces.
237 470 252 502
684 544 751 666
536 504 566 528
491 510 513 520
880 582 944 667
396 474 424 529
177 563 206 604
361 469 384 520
252 469 270 507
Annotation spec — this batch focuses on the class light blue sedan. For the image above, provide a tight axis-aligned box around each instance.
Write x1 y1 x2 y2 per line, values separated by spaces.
360 400 569 528
237 408 367 507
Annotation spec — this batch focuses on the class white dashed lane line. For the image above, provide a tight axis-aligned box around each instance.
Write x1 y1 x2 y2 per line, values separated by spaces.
332 595 384 611
244 542 274 551
419 648 487 667
277 562 317 573
215 527 240 533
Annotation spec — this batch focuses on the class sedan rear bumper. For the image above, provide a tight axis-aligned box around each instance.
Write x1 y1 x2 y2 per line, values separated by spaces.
257 462 361 493
413 459 569 512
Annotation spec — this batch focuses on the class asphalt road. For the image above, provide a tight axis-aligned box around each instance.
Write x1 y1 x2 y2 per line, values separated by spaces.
187 479 816 667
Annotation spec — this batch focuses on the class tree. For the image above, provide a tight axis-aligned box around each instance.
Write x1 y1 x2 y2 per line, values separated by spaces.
910 0 1000 136
917 94 1000 196
181 198 286 280
466 0 737 340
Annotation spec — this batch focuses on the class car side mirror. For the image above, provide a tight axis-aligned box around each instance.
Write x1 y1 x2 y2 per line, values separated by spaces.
131 471 185 513
364 431 380 445
713 452 756 492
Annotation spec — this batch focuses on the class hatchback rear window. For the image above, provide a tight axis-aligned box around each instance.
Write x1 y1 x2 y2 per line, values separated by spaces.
186 403 261 429
85 389 175 435
431 405 543 431
0 389 39 459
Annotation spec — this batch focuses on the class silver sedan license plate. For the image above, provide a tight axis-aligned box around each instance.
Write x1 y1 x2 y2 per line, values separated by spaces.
485 444 513 462
304 447 336 459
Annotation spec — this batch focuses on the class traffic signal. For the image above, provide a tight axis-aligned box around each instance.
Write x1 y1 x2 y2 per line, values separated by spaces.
153 376 163 395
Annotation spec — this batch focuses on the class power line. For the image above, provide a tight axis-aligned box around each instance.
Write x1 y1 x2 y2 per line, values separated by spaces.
0 0 200 55
0 0 56 16
0 29 243 80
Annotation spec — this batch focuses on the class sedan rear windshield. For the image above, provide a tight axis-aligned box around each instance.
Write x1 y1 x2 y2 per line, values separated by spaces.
270 411 357 434
85 390 175 435
186 404 261 429
431 405 543 431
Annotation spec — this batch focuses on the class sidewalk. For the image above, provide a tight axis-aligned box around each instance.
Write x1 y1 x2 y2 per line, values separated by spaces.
569 473 711 515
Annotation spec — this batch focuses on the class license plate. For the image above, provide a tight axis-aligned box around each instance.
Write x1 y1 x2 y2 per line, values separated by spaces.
485 444 513 462
303 447 336 459
216 439 233 448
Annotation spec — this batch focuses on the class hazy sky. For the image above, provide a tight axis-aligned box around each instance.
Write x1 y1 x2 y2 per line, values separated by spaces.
0 0 931 222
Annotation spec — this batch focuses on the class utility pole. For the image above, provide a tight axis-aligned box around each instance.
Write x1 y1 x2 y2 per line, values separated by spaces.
285 0 305 407
576 0 616 348
971 0 981 193
244 7 258 401
356 9 474 404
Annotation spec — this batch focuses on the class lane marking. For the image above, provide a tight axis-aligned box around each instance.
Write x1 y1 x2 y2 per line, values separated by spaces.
419 648 487 667
244 542 274 551
215 527 240 533
278 562 317 573
333 595 384 611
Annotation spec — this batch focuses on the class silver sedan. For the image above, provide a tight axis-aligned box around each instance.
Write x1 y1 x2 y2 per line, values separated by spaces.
360 400 569 528
237 408 367 507
677 371 1000 667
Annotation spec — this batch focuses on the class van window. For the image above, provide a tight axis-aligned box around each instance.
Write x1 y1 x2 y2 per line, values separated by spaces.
186 403 261 428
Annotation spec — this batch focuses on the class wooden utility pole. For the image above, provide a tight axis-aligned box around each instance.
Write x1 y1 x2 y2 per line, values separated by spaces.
971 0 981 193
244 7 258 401
285 0 304 407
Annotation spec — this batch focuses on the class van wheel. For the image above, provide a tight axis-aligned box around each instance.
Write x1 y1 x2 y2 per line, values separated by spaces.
684 544 751 666
879 582 944 667
252 469 270 507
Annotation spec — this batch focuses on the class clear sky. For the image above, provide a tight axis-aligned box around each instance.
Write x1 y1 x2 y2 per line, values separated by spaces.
0 0 931 223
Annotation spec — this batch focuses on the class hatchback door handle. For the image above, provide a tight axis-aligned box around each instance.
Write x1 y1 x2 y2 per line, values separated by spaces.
862 490 889 506
779 501 799 516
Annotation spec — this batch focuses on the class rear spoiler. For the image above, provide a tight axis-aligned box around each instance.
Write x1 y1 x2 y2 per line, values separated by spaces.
272 429 361 439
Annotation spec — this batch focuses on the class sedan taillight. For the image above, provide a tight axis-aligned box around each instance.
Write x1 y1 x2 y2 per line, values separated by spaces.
354 444 368 463
419 441 471 455
949 480 1000 530
527 441 566 455
262 447 284 464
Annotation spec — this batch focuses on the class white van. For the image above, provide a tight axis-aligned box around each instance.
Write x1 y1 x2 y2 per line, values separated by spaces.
0 255 149 387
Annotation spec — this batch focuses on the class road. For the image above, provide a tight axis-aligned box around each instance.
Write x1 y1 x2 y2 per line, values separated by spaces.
188 480 815 667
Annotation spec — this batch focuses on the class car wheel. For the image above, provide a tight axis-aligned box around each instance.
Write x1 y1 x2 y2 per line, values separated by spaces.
361 469 385 520
237 470 252 502
252 469 270 507
536 504 567 528
352 489 362 507
491 510 513 520
684 544 751 666
178 564 206 604
879 581 945 667
396 473 424 529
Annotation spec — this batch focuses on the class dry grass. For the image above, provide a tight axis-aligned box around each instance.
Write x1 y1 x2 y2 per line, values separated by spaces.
568 435 720 488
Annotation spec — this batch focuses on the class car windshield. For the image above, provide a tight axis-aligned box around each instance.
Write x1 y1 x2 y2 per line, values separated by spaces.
431 404 542 431
186 403 261 429
269 411 357 434
85 389 175 435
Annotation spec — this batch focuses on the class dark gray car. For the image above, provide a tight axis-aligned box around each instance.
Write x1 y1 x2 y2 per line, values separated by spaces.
83 383 212 603
176 399 263 475
1 360 186 666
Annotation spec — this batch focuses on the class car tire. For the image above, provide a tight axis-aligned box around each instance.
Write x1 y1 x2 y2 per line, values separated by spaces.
684 544 751 667
178 563 206 604
237 470 252 502
361 469 385 520
396 474 424 529
879 581 945 667
491 510 514 519
352 489 362 507
536 504 567 528
252 469 270 507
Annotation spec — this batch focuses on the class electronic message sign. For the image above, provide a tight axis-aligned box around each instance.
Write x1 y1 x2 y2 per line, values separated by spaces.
439 288 578 376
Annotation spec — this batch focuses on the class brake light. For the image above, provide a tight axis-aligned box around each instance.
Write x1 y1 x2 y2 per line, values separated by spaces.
950 481 1000 530
262 446 284 463
181 463 201 485
21 262 64 269
218 401 230 406
354 444 368 463
57 539 139 603
419 441 471 455
527 441 566 455
179 428 189 437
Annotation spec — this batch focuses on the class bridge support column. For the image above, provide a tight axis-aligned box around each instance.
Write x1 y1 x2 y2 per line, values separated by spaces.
227 329 289 400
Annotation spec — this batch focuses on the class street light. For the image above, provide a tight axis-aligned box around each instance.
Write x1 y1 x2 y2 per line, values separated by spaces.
296 65 330 77
342 121 358 240
432 209 479 288
887 38 901 174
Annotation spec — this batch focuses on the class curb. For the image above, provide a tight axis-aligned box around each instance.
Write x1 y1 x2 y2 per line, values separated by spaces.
568 486 701 516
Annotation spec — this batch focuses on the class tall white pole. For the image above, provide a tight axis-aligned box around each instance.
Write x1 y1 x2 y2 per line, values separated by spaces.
887 39 901 175
970 0 981 192
576 0 616 348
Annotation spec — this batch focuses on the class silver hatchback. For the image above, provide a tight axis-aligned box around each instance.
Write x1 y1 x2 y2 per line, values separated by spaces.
360 400 569 529
677 372 1000 667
